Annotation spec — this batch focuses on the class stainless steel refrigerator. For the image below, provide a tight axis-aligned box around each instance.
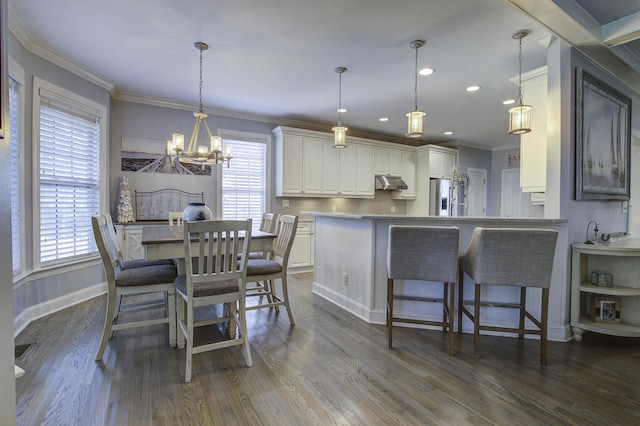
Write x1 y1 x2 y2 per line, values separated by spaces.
429 178 455 216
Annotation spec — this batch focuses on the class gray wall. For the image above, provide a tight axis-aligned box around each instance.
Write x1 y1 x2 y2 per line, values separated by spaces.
9 31 110 319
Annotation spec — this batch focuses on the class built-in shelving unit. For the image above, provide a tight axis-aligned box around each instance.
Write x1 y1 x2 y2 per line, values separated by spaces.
571 240 640 341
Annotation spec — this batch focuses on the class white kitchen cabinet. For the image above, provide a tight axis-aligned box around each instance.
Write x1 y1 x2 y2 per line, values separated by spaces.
374 147 402 177
321 139 339 195
391 150 417 199
571 240 640 341
428 148 457 179
288 221 315 271
302 136 323 195
520 66 547 193
337 142 374 198
274 131 323 196
114 224 145 261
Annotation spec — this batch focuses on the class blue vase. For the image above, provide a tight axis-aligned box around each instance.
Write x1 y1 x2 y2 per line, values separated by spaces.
182 202 212 222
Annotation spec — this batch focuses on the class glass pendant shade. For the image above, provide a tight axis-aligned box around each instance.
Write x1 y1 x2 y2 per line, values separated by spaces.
406 110 426 138
332 125 348 148
507 103 532 135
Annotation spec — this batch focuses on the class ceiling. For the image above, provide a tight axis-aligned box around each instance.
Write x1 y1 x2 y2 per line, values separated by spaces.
8 0 640 149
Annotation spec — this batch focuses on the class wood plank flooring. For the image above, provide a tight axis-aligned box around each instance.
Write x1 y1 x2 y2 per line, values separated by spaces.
15 272 640 425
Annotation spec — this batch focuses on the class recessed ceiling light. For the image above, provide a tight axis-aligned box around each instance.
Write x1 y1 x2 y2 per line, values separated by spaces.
503 99 516 105
418 67 435 76
337 108 347 113
466 85 481 92
379 117 389 122
444 131 453 135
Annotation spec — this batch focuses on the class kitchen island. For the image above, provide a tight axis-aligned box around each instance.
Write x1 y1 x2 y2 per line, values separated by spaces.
305 213 571 341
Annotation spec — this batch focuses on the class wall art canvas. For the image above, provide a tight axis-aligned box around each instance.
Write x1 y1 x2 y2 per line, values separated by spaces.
575 68 631 200
121 137 212 176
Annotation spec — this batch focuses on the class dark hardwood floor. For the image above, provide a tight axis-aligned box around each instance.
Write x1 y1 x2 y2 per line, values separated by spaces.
15 272 640 425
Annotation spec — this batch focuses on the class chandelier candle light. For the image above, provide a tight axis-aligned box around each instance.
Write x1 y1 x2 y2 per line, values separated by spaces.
508 30 532 135
406 40 426 138
168 42 232 169
332 67 348 148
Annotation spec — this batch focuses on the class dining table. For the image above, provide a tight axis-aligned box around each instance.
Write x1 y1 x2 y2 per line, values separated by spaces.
141 224 276 274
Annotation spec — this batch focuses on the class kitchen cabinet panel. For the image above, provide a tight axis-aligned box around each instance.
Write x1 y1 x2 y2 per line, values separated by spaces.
391 150 417 199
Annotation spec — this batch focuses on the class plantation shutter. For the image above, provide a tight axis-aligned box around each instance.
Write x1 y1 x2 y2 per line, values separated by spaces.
39 91 101 264
221 139 267 231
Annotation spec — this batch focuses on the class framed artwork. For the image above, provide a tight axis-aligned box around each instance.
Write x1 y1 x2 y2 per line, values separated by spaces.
575 68 631 200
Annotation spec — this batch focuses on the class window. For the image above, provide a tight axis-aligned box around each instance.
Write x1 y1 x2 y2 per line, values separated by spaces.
9 70 23 277
220 131 270 231
33 78 107 267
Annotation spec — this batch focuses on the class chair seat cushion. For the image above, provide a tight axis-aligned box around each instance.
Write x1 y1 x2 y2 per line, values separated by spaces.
120 258 176 270
174 275 239 297
246 259 282 276
115 264 178 287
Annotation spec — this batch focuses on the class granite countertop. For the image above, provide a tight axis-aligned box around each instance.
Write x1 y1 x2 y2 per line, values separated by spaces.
301 211 568 224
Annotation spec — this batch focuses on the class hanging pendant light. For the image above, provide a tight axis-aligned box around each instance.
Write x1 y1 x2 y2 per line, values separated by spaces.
332 67 348 148
406 40 426 138
508 31 532 135
168 42 232 169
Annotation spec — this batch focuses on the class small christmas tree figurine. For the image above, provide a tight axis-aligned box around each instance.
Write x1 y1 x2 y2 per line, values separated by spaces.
117 175 135 223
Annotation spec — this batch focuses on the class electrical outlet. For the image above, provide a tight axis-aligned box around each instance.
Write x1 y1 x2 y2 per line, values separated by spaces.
390 206 396 213
622 201 628 214
342 272 349 286
282 199 289 207
332 205 337 212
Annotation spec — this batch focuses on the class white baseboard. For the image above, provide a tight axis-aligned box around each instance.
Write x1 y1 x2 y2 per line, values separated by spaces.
14 281 107 337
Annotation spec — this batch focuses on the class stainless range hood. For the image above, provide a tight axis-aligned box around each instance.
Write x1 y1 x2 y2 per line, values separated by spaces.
375 175 408 191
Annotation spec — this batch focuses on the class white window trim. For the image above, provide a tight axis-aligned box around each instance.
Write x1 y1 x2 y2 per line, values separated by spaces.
9 57 26 281
215 128 272 219
31 76 108 271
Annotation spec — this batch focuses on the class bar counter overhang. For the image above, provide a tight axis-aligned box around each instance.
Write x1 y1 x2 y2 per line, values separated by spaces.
304 213 570 342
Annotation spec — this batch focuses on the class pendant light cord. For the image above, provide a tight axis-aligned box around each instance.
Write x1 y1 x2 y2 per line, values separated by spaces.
413 45 419 111
338 70 343 125
198 46 204 114
517 35 523 105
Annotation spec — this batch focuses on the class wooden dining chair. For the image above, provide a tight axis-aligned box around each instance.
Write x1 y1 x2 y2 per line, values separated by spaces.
92 215 177 362
247 212 280 260
168 211 183 226
245 214 298 325
174 219 253 382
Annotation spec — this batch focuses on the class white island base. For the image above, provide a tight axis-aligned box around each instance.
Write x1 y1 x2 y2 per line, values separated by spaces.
307 213 571 342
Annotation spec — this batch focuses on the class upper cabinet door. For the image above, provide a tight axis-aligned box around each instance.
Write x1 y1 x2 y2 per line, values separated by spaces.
278 133 303 195
302 136 322 194
322 139 339 195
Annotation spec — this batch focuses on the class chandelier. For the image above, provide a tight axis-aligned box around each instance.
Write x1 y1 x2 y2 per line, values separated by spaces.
508 31 532 135
167 42 232 169
332 67 348 148
406 40 426 138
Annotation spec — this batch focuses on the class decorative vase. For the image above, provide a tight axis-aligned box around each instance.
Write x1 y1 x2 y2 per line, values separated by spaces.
182 202 212 222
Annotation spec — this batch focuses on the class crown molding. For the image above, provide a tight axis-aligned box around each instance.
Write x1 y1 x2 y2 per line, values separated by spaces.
112 91 433 147
8 5 115 93
491 143 520 152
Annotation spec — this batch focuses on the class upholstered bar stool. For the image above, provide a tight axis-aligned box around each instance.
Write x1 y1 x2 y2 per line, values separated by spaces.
386 225 460 355
458 227 558 365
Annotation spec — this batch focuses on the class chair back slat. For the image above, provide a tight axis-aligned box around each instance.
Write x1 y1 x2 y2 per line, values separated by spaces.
183 219 252 288
271 215 298 263
260 213 279 233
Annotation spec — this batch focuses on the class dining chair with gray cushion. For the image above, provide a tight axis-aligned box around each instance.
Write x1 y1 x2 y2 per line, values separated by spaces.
174 219 253 382
245 214 298 325
247 212 280 260
386 225 459 355
92 215 177 362
458 227 558 365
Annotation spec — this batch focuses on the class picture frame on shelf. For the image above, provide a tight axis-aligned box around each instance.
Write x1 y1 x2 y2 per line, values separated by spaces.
590 295 621 323
575 68 632 201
